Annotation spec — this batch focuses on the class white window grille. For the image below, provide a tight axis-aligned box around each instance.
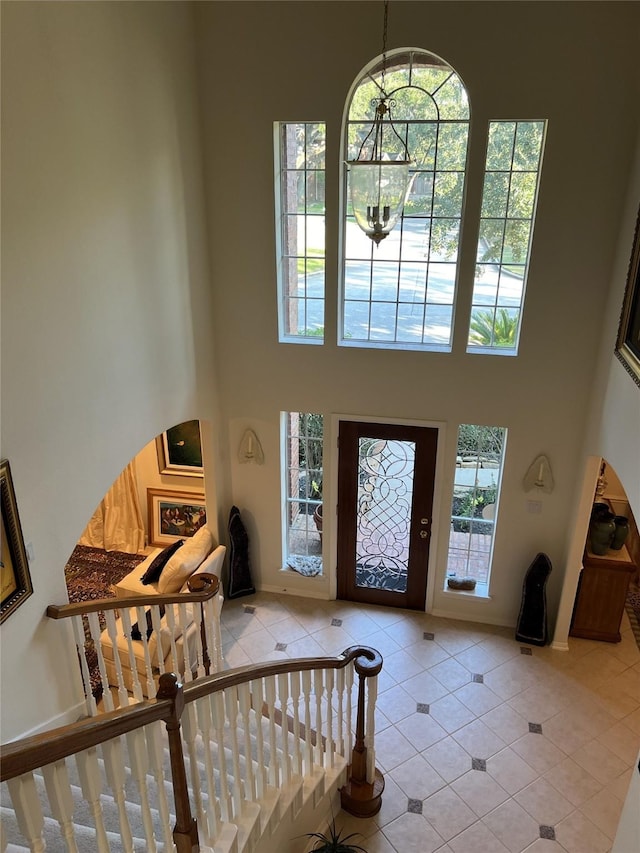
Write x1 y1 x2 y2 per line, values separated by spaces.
275 122 326 342
467 120 546 354
447 425 506 591
341 49 469 351
282 412 324 573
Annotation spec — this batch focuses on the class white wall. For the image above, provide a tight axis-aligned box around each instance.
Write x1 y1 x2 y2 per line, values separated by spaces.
195 1 640 627
0 1 219 739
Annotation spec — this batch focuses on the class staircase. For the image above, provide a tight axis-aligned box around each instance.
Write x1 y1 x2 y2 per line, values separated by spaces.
0 646 384 852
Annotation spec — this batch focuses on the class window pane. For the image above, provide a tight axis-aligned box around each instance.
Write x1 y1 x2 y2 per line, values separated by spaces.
276 122 326 341
283 413 323 570
468 120 545 354
447 425 506 588
342 50 469 351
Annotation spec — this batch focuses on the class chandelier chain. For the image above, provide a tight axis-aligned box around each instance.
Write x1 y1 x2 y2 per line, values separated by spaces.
381 0 389 95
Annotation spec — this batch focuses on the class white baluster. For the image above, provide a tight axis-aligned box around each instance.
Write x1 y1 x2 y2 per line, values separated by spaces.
71 615 98 716
345 662 355 757
102 610 129 709
119 608 145 703
6 773 46 852
134 604 156 699
149 604 166 679
102 736 134 852
365 672 378 784
238 682 256 801
336 668 345 758
264 676 280 788
224 686 243 818
212 594 225 670
181 701 206 827
212 692 233 822
289 671 302 776
144 721 175 850
125 727 157 851
313 670 324 768
194 693 221 840
250 678 267 798
301 670 314 773
325 669 335 769
75 748 110 851
277 673 291 785
42 759 78 852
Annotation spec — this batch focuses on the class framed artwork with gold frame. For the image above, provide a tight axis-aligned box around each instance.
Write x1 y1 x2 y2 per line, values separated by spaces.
1 459 33 624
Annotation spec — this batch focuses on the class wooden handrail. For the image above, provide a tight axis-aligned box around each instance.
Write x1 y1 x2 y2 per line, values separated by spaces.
0 694 175 782
0 645 379 784
46 575 220 620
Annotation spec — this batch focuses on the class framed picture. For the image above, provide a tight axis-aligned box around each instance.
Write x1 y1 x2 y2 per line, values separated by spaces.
156 420 203 477
1 459 33 624
147 488 207 547
615 204 640 388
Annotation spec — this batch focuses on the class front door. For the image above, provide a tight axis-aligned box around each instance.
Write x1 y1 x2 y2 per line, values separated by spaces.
336 421 438 610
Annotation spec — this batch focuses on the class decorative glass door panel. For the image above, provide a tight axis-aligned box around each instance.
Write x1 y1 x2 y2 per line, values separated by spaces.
338 421 437 610
356 438 415 593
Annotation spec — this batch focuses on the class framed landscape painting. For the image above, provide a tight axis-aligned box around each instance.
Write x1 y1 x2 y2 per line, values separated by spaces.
156 420 203 477
615 204 640 388
1 459 33 624
147 488 207 547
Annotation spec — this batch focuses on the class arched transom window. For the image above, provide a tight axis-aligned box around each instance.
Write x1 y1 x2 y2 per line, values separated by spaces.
341 49 469 350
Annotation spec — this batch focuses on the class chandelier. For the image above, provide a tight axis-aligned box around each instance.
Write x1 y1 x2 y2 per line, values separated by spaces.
346 0 413 245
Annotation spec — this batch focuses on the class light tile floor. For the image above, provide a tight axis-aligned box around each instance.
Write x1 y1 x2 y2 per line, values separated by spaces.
220 592 640 853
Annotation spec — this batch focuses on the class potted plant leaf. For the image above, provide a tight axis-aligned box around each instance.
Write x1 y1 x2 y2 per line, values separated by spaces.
304 819 367 852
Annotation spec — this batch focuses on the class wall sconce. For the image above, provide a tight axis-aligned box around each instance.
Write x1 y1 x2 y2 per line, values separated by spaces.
238 428 264 465
523 454 554 494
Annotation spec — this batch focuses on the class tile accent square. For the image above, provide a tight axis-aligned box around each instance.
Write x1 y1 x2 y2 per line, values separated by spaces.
539 825 556 840
331 617 343 627
407 798 423 814
520 646 533 655
423 631 435 640
529 722 543 734
417 702 430 714
243 605 256 614
275 642 287 651
471 758 487 771
472 673 484 683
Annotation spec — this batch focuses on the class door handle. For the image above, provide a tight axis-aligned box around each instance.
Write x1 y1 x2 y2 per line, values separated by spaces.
419 530 428 539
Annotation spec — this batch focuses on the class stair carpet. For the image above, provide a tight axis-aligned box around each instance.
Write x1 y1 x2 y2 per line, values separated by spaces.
0 676 354 853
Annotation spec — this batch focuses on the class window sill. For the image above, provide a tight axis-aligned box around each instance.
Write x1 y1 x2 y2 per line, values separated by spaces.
442 582 491 600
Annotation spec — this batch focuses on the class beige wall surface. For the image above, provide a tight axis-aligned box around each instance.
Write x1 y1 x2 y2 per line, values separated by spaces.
0 1 217 739
195 1 640 623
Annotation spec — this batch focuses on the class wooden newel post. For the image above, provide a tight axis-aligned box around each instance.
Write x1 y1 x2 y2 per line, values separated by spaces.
340 647 385 818
157 673 199 852
187 573 219 676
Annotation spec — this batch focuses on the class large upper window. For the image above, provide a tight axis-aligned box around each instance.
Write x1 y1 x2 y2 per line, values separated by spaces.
447 424 506 592
275 123 326 342
282 412 324 575
467 121 546 354
341 50 469 350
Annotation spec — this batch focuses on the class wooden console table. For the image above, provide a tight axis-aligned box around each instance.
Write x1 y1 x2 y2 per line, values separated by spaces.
570 544 636 643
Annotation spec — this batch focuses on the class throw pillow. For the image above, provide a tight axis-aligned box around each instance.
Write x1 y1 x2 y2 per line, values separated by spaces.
140 539 184 585
158 525 214 594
